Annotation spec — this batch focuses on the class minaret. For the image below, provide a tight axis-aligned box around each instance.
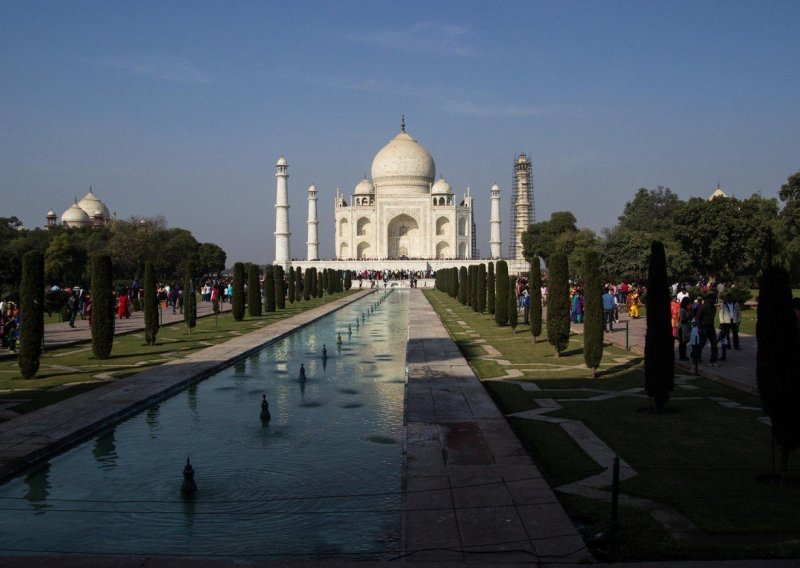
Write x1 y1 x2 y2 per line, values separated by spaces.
307 183 319 260
489 183 502 259
274 156 290 267
509 153 534 260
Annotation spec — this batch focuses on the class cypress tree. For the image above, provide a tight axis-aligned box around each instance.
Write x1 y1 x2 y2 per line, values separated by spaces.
508 275 518 332
317 271 323 298
471 265 479 311
274 265 285 309
264 268 276 312
487 262 496 315
644 241 674 411
582 251 603 377
322 269 329 295
302 268 311 300
309 267 317 298
477 263 487 313
248 264 262 317
232 262 245 321
184 261 197 333
18 251 44 378
529 257 542 343
757 262 800 482
345 270 352 290
546 252 570 356
336 270 343 292
288 267 296 303
143 260 159 346
495 260 509 325
90 254 115 356
295 266 303 301
459 266 468 305
450 267 458 298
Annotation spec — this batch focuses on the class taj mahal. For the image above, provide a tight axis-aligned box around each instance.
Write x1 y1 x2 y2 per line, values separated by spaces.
275 119 534 274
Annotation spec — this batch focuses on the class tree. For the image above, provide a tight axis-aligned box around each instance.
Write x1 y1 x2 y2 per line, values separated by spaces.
583 250 603 377
644 241 674 411
521 211 577 262
546 252 570 356
288 267 296 303
303 268 317 302
18 251 44 378
295 266 303 301
470 265 478 311
344 270 352 290
477 263 486 313
274 265 285 309
316 270 323 298
495 260 509 325
184 261 197 333
309 267 317 298
459 266 468 305
196 242 226 277
264 267 276 312
757 262 800 482
232 262 245 321
92 254 115 357
507 276 518 332
487 262 496 314
248 264 262 317
335 269 343 292
143 260 158 346
618 186 682 236
529 257 542 343
450 267 459 299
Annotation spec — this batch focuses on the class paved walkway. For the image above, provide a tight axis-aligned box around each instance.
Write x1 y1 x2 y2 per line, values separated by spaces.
404 289 590 563
571 312 757 394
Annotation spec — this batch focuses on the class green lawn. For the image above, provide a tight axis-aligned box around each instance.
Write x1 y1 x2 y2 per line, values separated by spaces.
424 289 800 561
0 293 355 416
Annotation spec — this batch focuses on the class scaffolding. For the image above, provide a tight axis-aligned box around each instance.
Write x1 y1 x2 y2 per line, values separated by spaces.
508 153 534 260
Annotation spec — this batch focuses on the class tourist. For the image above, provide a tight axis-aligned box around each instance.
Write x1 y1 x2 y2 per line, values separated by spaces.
718 293 742 351
670 295 680 338
696 293 719 367
67 290 78 328
602 287 615 332
677 296 693 361
117 291 130 319
627 289 641 319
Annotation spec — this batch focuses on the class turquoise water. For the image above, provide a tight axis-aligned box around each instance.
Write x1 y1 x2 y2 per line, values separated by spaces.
0 290 407 559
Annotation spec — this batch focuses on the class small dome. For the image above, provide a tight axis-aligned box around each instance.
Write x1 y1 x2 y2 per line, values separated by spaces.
354 178 375 195
371 131 435 187
46 210 57 217
61 202 91 227
491 183 500 191
276 156 288 167
431 177 452 194
308 183 317 192
77 189 110 220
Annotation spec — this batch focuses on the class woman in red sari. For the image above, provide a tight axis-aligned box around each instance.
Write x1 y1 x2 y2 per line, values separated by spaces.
117 292 130 319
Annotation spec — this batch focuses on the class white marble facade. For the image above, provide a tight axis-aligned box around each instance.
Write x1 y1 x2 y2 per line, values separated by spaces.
333 126 473 260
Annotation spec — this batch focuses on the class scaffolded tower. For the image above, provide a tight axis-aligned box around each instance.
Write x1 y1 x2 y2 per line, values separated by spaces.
509 153 534 259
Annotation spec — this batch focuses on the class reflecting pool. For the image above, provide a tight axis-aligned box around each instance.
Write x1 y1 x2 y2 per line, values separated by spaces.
0 290 407 559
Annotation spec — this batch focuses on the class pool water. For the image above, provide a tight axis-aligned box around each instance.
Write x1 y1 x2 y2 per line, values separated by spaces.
0 290 408 559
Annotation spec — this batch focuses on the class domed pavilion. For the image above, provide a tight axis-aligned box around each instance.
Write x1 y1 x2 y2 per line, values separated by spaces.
48 187 113 229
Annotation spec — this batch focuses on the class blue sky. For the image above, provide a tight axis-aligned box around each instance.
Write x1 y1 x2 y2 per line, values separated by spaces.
2 1 798 264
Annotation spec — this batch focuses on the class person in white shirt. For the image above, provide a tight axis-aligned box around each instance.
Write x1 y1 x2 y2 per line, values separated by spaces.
718 294 742 350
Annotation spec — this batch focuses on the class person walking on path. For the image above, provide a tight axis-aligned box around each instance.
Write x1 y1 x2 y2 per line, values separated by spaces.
696 293 719 367
602 287 615 332
677 296 693 361
718 294 742 351
67 291 78 328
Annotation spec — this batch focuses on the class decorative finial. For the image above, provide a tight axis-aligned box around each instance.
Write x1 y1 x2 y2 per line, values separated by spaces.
401 114 405 132
89 185 93 194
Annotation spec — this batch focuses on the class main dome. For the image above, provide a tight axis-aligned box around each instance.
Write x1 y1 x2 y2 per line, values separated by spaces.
371 131 435 189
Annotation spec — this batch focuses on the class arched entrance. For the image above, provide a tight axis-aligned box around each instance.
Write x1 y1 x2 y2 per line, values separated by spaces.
387 214 419 258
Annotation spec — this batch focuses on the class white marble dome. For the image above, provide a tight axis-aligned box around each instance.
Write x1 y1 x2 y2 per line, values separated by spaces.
354 177 375 195
276 156 288 167
61 202 91 227
77 189 110 220
431 177 452 194
371 131 435 188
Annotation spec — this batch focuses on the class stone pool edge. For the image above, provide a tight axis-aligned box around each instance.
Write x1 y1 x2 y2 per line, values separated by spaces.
0 290 375 483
